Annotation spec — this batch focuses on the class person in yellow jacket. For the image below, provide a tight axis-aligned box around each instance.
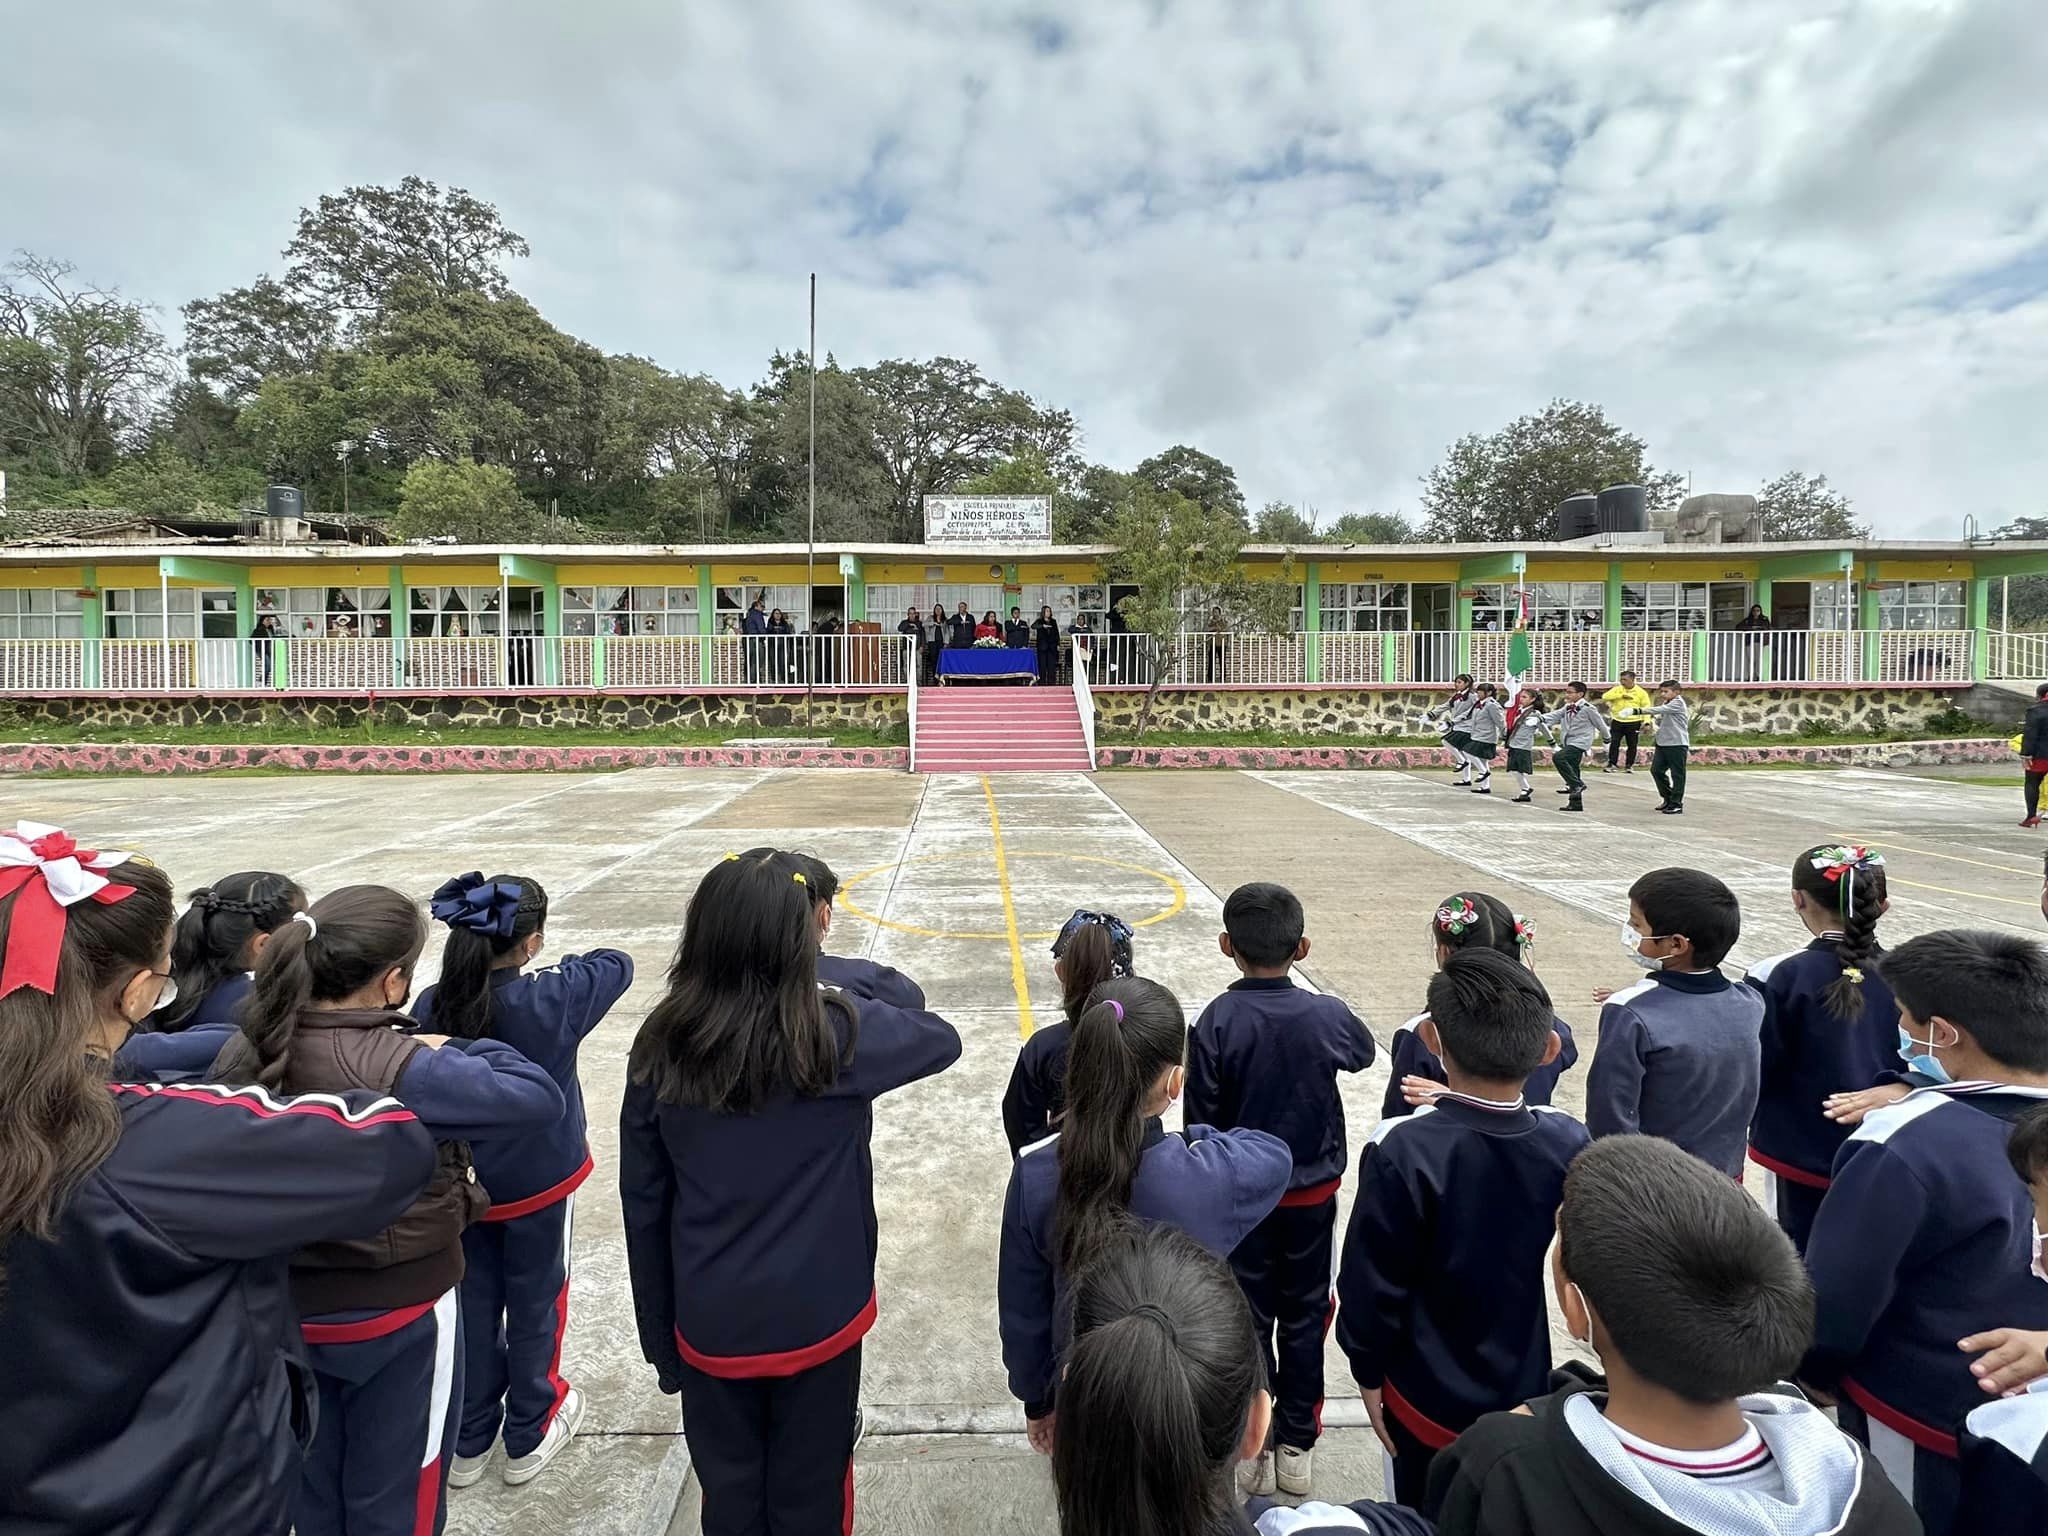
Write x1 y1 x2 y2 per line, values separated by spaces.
1601 670 1653 773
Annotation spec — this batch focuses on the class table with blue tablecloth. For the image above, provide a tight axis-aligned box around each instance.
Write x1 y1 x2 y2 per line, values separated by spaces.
938 647 1038 683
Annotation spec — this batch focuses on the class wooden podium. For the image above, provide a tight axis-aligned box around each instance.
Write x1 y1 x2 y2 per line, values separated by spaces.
845 621 885 684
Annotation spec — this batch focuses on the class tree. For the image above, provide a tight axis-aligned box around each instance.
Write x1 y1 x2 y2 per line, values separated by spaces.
854 357 1060 539
392 459 544 543
0 254 171 476
1990 516 2048 631
1134 445 1248 526
1099 490 1296 732
1755 470 1867 541
1325 510 1415 544
283 177 528 320
182 275 336 401
736 352 895 539
1253 500 1318 543
1417 400 1682 542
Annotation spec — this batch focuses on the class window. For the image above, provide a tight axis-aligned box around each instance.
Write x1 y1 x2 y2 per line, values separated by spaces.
1877 580 1965 632
263 586 392 639
1530 582 1606 632
1810 582 1860 630
103 588 201 640
713 585 810 634
1324 583 1410 633
0 589 85 640
1621 582 1712 632
563 585 699 637
409 585 501 639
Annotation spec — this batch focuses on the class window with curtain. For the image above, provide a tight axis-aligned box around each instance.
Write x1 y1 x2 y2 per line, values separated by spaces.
409 585 502 639
1324 582 1410 633
1621 582 1712 632
1877 580 1965 631
103 588 201 639
265 586 391 638
563 585 699 637
0 589 86 640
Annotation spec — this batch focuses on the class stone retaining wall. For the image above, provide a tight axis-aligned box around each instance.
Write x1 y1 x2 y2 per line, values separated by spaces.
1097 738 2011 771
0 742 910 775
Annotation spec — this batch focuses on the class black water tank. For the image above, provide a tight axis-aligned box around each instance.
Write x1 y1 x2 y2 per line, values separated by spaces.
1555 492 1600 540
1597 483 1648 533
265 484 305 520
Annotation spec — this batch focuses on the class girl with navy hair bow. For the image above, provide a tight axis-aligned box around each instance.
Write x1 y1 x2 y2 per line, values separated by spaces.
412 872 635 1491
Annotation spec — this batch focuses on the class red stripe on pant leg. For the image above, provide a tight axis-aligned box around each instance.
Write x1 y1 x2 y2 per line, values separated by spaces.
842 1460 855 1536
413 1459 441 1536
538 1275 572 1430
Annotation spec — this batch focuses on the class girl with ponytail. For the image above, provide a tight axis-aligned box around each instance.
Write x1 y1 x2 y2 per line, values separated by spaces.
411 873 633 1488
0 826 436 1536
1381 891 1579 1119
999 976 1290 1455
211 884 563 1535
620 849 960 1535
1745 844 1897 1252
1053 1224 1431 1536
1003 909 1136 1155
156 869 306 1033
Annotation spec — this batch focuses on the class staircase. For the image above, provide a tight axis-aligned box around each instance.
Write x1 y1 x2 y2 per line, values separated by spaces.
912 685 1095 773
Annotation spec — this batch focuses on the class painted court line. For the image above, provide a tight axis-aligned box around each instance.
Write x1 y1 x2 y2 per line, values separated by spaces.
981 775 1037 1039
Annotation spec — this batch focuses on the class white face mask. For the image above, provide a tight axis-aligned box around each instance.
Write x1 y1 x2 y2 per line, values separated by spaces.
1622 920 1664 971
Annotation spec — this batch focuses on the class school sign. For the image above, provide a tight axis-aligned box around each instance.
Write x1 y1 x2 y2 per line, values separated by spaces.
922 495 1052 545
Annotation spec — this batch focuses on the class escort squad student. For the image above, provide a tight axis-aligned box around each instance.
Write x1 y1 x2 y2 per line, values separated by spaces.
1001 976 1291 1456
0 826 437 1536
412 872 635 1489
619 849 960 1536
790 851 927 1010
158 868 308 1030
207 884 566 1536
1052 1224 1431 1536
1427 1135 1918 1536
1185 881 1376 1497
1003 908 1135 1155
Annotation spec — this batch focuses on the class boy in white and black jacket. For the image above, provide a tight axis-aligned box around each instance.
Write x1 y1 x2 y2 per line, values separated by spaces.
1536 683 1609 813
1428 1136 1919 1536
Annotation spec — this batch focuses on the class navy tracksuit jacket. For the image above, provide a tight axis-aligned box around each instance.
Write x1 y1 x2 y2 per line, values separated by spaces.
1002 1019 1076 1155
817 951 926 1012
1586 968 1762 1177
1803 1082 2048 1536
413 949 635 1461
1379 1011 1579 1122
1186 976 1376 1448
1742 935 1899 1250
1957 1384 2048 1535
1000 1118 1292 1418
1337 1093 1591 1508
0 1069 436 1536
619 995 960 1536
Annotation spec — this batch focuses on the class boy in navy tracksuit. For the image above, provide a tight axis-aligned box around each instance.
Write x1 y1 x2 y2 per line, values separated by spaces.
1801 931 2048 1536
1587 868 1762 1177
1338 948 1589 1508
619 849 963 1536
1185 882 1376 1497
1743 845 1896 1251
792 852 927 1010
412 872 635 1488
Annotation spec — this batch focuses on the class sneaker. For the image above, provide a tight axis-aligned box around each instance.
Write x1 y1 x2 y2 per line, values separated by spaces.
1511 792 1532 803
1601 765 1617 774
1624 767 1636 774
1560 800 1584 813
1470 787 1492 795
1240 1449 1276 1497
1662 804 1684 815
449 1451 492 1490
1555 787 1574 794
504 1388 583 1486
1276 1444 1314 1497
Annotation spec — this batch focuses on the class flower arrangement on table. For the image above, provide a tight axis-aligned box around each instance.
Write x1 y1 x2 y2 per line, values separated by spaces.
973 636 1007 648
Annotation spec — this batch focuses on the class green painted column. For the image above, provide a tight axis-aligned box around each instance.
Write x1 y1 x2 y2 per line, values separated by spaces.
841 554 866 623
1968 577 1992 682
80 564 102 689
1303 563 1322 684
389 567 409 688
1603 562 1623 683
235 575 255 688
1754 578 1774 682
541 575 562 687
1858 567 1881 682
1380 630 1397 685
698 565 715 686
1690 628 1709 683
1455 591 1474 676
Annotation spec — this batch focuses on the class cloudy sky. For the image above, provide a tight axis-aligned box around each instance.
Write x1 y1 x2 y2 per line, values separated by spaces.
7 0 2045 535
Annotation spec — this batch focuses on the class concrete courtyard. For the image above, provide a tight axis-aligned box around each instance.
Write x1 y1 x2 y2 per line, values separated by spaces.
21 760 2041 1534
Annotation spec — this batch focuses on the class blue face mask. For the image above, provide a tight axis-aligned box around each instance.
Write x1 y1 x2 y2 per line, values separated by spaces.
1897 1025 1952 1084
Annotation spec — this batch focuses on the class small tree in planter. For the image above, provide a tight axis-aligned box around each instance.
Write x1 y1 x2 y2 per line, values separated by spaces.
1099 489 1297 735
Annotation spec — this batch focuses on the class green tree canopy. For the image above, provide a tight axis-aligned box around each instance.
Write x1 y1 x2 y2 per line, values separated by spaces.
1324 510 1416 544
1253 500 1318 543
0 254 171 477
1134 445 1249 526
393 459 545 543
1418 399 1683 542
1755 470 1868 541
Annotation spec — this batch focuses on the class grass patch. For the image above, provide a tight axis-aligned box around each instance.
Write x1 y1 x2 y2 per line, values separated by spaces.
0 719 907 750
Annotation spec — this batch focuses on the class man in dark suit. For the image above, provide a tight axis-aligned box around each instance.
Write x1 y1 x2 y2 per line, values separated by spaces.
948 602 976 649
742 595 769 682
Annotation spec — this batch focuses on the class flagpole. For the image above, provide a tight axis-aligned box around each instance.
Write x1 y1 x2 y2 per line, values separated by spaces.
806 273 817 728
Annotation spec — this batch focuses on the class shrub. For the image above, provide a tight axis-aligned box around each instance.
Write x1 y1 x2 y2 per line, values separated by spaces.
1922 706 1977 737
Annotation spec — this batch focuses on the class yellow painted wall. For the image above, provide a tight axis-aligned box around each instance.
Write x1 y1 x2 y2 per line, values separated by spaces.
1869 559 1972 581
1618 558 1760 581
1313 559 1459 582
1515 559 1610 582
862 560 1069 583
709 561 815 585
0 566 88 589
553 563 699 587
399 563 501 585
247 562 396 587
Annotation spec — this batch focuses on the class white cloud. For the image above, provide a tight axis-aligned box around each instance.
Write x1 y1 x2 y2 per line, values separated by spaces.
5 0 2044 531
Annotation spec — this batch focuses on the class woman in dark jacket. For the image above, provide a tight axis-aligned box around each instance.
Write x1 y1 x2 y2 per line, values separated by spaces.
2022 682 2048 828
1032 606 1061 685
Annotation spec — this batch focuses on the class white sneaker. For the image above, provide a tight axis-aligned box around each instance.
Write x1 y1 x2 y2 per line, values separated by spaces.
503 1387 583 1486
1276 1444 1313 1497
1239 1449 1276 1497
448 1450 491 1489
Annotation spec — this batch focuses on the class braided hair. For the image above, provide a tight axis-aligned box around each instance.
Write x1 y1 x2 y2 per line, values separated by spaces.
159 871 306 1032
1791 846 1888 1022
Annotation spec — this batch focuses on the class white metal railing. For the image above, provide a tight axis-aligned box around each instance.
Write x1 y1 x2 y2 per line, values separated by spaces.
1072 634 1096 764
0 630 2007 695
906 636 919 772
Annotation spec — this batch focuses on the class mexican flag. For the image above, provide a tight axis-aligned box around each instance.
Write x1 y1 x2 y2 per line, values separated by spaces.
1504 585 1532 707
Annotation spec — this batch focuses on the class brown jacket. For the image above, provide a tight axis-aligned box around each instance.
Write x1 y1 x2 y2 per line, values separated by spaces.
283 1010 487 1316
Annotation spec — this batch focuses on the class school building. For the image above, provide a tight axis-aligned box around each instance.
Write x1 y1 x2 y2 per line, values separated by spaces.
0 535 2042 702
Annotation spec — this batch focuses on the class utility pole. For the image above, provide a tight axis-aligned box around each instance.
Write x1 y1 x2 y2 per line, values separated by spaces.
806 273 818 727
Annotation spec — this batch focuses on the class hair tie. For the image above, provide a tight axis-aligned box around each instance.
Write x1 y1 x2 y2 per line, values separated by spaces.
1841 966 1865 984
1513 915 1536 952
429 873 524 941
292 911 319 939
1435 897 1480 937
724 852 740 862
792 871 807 887
1106 998 1124 1023
1128 1302 1178 1342
0 821 139 997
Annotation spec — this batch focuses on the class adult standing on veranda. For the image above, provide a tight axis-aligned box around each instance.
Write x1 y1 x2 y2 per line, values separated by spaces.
742 596 769 684
1033 605 1061 686
2020 682 2048 829
948 603 976 651
899 608 926 687
1737 602 1773 682
1005 607 1031 650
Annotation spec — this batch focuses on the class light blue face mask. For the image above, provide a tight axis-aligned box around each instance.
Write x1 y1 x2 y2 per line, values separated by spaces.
1897 1025 1952 1084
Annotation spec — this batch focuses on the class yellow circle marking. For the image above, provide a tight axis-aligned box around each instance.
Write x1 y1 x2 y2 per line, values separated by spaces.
838 850 1188 941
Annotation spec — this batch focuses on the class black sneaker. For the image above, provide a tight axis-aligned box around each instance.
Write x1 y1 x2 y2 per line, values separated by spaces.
1511 792 1533 803
1471 787 1492 795
1560 801 1585 813
1662 804 1684 815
